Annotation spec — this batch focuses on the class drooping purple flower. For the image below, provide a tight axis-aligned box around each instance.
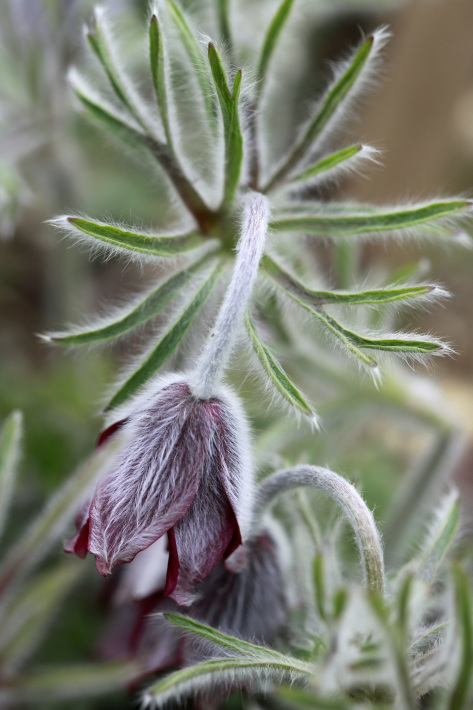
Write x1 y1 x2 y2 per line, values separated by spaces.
65 377 253 605
65 192 269 604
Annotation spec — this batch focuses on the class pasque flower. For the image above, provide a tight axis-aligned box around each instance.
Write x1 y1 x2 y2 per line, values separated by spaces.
65 193 269 604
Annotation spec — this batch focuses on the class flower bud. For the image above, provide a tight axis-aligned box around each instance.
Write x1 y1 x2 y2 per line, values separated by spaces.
65 375 253 605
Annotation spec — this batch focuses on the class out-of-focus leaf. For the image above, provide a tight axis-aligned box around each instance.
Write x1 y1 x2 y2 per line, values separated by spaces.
262 254 439 306
0 562 82 671
277 686 351 709
0 436 124 602
165 614 310 669
257 0 294 93
47 252 217 347
208 42 243 206
149 12 173 149
87 8 155 136
270 200 472 237
0 411 22 541
0 661 136 702
313 552 327 623
216 0 232 53
144 657 311 708
264 29 387 190
417 490 460 585
245 313 316 421
107 258 225 410
57 217 204 259
69 71 151 160
167 0 217 129
447 565 473 710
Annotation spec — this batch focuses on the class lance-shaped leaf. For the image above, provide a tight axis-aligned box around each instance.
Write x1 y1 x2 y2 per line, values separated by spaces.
277 686 351 709
208 43 243 207
167 0 217 129
107 259 225 410
0 411 22 542
164 614 310 668
87 7 156 136
0 562 82 672
262 254 442 306
270 200 473 238
149 12 173 149
290 144 379 185
0 436 125 602
447 565 473 710
264 28 389 190
50 216 204 260
0 662 136 702
256 0 294 97
69 70 152 160
416 490 460 585
216 0 233 54
245 313 316 422
144 656 311 708
45 252 217 347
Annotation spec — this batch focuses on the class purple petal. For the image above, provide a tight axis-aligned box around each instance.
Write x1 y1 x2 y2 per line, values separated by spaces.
88 383 216 576
166 457 240 606
64 496 91 558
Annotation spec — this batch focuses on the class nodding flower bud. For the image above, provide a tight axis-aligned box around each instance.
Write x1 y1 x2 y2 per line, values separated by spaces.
66 376 253 605
65 192 269 604
189 526 287 644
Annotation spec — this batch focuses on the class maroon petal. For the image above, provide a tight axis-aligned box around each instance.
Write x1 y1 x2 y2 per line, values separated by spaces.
97 419 126 447
88 383 216 576
167 458 239 606
64 496 91 558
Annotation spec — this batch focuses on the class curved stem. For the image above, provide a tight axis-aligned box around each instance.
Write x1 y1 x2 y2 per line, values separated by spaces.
254 465 385 595
192 192 269 398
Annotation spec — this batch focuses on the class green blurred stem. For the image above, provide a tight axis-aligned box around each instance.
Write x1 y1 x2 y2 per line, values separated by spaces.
383 429 465 565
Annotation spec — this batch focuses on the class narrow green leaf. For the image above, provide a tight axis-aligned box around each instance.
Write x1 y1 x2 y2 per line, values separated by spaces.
61 217 204 259
245 313 316 421
418 491 460 585
47 253 217 347
447 564 473 710
291 144 362 182
0 562 82 671
277 686 350 709
70 71 151 159
149 13 173 149
270 200 472 237
107 259 225 410
262 254 437 306
264 30 386 190
0 436 124 601
145 657 311 707
0 411 22 542
167 0 217 129
409 622 448 655
216 0 233 53
313 552 327 622
164 614 310 669
268 264 446 368
208 43 243 207
1 661 136 701
87 8 154 135
257 0 294 93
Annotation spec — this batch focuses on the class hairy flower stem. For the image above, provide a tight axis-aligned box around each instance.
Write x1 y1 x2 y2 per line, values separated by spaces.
192 192 269 398
254 465 385 595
